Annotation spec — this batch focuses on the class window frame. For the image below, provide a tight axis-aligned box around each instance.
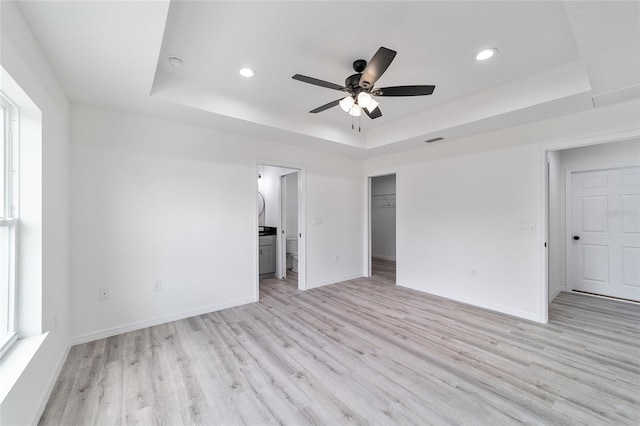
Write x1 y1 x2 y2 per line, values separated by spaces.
0 91 19 359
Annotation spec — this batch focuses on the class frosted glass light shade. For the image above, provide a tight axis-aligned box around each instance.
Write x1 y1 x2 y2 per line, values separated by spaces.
357 92 372 108
365 98 379 112
349 104 362 117
339 96 355 112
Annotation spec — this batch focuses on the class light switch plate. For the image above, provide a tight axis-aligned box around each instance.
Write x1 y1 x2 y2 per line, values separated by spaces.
519 220 536 231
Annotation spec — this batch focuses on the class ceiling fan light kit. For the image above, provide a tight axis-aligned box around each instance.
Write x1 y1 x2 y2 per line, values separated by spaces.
339 96 355 112
357 92 372 108
292 46 436 126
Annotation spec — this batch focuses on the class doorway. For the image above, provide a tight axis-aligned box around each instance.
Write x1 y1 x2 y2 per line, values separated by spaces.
546 138 640 306
257 162 305 298
369 174 397 284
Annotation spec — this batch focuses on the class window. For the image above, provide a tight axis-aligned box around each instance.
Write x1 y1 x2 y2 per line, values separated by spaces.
0 92 18 358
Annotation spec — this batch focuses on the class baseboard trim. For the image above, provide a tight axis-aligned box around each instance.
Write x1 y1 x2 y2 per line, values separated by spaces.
397 282 543 323
306 273 362 290
372 254 396 261
30 342 70 426
70 296 257 346
549 285 563 302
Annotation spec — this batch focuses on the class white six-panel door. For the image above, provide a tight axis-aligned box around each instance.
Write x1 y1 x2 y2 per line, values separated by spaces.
571 167 640 301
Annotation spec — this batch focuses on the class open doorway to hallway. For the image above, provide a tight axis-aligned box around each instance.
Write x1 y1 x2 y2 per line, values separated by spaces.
547 138 640 305
370 174 397 284
258 163 304 297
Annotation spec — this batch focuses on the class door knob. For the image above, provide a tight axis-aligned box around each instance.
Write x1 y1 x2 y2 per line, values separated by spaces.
573 235 580 241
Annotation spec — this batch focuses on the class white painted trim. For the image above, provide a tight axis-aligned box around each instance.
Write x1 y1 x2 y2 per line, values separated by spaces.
564 168 574 294
306 273 363 290
70 296 256 346
0 333 47 403
255 164 260 301
549 286 563 302
371 254 396 261
541 128 640 152
398 282 543 323
279 174 286 279
0 218 18 227
366 177 371 277
539 146 549 323
30 342 70 426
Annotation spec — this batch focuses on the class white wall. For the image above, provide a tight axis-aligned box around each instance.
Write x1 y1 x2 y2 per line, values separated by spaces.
547 149 563 301
0 2 71 425
371 174 396 260
365 99 640 323
70 105 363 342
398 145 542 320
258 165 295 230
548 139 640 300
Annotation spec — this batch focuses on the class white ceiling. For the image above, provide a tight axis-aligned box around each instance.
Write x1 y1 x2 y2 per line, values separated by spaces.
15 1 640 156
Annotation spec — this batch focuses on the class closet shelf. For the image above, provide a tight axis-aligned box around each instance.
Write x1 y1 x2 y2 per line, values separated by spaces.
372 193 396 208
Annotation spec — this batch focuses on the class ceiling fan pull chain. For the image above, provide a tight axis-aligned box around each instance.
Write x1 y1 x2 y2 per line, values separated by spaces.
352 115 354 130
359 115 361 133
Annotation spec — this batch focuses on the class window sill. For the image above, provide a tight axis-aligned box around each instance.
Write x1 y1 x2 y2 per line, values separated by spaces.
0 332 48 403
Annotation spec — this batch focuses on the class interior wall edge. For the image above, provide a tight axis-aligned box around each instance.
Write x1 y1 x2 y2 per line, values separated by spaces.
549 286 564 303
306 273 363 290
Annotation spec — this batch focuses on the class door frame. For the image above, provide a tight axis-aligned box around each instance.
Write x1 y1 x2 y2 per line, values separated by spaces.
541 128 640 322
364 171 398 279
280 171 298 280
256 160 306 299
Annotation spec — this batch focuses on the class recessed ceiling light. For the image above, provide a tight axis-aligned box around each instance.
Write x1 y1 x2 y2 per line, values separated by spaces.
239 67 255 78
475 48 498 61
167 56 184 68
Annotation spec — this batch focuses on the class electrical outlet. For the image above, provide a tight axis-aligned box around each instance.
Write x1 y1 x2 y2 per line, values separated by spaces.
334 255 339 262
471 269 478 278
99 288 110 300
154 281 162 292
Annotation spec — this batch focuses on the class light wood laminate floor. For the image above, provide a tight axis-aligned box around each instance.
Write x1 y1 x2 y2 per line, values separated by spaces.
40 261 640 425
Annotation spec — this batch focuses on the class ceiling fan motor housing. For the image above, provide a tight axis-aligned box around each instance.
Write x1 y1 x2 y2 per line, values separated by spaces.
353 59 367 73
345 73 364 92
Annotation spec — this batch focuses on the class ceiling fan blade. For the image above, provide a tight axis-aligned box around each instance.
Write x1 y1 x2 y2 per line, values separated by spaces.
373 85 435 96
364 106 382 119
292 74 347 92
309 98 342 113
359 47 397 89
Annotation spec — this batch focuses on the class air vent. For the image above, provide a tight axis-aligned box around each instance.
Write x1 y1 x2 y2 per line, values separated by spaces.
424 137 444 144
592 85 640 109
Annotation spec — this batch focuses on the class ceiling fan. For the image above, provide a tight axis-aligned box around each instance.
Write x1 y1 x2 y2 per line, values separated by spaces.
292 47 435 120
